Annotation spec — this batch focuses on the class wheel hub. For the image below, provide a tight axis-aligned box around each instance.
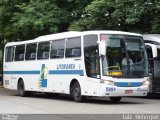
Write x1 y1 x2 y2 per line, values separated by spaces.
74 87 80 97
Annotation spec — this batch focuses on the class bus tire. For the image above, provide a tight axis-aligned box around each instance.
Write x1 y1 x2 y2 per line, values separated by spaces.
18 80 27 97
110 97 122 103
72 82 84 102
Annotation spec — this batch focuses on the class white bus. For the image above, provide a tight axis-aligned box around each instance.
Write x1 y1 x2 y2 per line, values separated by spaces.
3 31 150 102
143 34 160 93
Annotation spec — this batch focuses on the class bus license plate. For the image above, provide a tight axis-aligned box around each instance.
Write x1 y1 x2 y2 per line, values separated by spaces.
125 90 133 94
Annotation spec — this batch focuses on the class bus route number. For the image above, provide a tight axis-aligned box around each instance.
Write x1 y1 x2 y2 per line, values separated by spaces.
106 87 116 92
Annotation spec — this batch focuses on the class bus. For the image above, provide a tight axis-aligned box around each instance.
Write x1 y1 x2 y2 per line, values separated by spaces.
143 34 160 93
3 31 150 103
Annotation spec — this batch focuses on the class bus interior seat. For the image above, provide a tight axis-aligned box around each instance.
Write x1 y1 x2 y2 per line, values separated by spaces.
51 50 64 58
19 54 24 60
66 48 81 57
72 48 81 57
30 53 36 59
43 52 49 59
56 50 64 58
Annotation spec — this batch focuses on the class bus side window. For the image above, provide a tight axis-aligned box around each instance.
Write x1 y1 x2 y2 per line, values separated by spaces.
146 45 154 74
15 45 25 61
37 42 50 60
25 43 37 60
146 45 153 59
84 35 99 78
50 40 65 59
157 49 160 59
65 37 81 58
5 46 14 62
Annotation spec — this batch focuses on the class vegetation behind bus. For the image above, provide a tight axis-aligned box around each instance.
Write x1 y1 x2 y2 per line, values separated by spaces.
0 0 160 43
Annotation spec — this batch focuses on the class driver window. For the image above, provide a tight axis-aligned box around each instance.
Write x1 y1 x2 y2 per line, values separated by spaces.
106 39 125 70
122 51 133 66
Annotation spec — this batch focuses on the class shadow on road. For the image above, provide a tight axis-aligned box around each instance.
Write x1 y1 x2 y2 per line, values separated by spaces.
12 92 144 105
139 93 160 99
2 88 160 105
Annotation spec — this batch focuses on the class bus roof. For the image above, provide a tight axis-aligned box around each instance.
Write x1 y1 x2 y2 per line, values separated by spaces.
143 34 160 42
5 30 142 46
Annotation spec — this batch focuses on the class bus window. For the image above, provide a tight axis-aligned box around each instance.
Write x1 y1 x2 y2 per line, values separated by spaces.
65 37 81 58
15 45 25 61
25 43 37 60
50 40 65 59
146 45 153 59
157 48 160 59
5 46 14 62
37 42 50 60
145 40 160 45
84 35 99 78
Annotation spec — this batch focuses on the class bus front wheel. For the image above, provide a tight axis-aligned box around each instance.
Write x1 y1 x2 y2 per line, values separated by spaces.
109 97 122 103
72 82 85 102
18 80 27 97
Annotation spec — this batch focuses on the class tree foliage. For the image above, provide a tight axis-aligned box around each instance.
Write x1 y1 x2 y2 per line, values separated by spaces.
69 0 160 34
0 0 160 44
12 0 71 40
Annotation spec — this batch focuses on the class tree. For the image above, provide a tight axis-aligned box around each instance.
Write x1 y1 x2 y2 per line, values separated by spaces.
12 0 70 41
69 0 160 34
0 0 160 44
150 0 160 33
0 0 30 42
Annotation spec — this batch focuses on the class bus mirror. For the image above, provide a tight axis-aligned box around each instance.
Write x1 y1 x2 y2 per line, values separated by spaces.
145 43 157 58
98 41 106 56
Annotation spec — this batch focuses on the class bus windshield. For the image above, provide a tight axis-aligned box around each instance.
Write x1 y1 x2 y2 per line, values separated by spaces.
101 35 148 78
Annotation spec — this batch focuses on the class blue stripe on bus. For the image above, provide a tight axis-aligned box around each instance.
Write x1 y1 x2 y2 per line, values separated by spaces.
114 82 142 87
3 71 40 74
3 70 84 75
49 70 84 75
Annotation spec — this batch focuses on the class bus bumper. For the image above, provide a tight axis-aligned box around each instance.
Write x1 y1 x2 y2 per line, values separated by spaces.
99 85 149 97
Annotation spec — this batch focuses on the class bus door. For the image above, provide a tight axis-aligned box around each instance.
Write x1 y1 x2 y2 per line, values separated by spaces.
145 43 160 92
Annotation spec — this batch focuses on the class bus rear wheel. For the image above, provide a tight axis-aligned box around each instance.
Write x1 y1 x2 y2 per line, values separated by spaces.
110 97 122 103
18 80 27 97
72 82 85 102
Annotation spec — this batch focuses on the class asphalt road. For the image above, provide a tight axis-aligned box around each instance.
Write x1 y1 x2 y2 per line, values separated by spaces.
0 87 160 115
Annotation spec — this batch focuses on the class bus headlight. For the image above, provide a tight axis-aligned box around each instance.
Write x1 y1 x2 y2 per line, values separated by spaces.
102 80 115 86
142 80 150 85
